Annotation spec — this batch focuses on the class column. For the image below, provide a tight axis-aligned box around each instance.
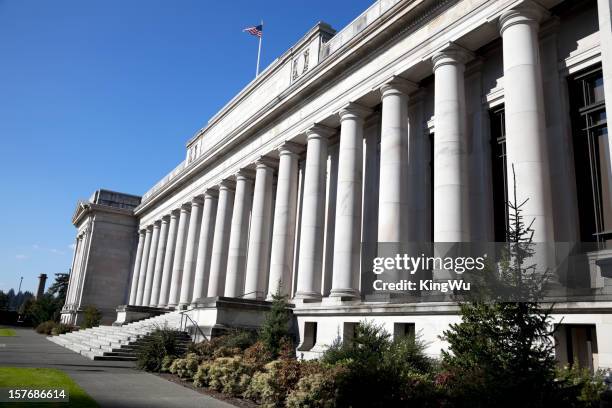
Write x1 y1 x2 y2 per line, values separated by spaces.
207 180 235 297
66 236 82 308
167 204 191 307
157 211 179 307
244 158 276 299
142 221 161 306
135 226 153 306
499 3 554 242
149 216 169 306
192 190 218 302
432 44 472 242
267 142 301 299
331 103 371 299
225 170 254 297
378 77 417 242
296 125 334 300
597 0 612 196
179 197 203 307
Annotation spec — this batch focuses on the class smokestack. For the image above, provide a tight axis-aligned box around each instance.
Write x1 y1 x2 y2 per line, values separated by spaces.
36 274 48 299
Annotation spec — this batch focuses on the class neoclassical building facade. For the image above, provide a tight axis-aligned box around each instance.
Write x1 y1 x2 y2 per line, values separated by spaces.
62 0 612 369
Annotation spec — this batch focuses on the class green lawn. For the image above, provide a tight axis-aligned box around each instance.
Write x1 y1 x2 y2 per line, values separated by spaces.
0 327 16 336
0 367 98 407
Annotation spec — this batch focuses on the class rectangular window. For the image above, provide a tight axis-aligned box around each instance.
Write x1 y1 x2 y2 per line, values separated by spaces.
393 322 416 340
569 66 611 247
490 106 508 242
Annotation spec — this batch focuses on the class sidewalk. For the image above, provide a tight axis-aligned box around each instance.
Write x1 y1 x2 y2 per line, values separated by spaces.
0 327 236 408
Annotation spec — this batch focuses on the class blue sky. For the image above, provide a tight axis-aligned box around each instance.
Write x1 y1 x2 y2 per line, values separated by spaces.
0 0 374 293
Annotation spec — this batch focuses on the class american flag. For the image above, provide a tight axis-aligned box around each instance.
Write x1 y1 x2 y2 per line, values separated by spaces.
243 24 263 38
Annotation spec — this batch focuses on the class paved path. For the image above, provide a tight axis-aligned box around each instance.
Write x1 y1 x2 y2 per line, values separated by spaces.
0 327 236 408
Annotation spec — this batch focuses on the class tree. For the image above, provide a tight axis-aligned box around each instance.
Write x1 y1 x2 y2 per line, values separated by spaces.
0 291 9 310
441 166 557 408
48 273 69 304
259 287 292 357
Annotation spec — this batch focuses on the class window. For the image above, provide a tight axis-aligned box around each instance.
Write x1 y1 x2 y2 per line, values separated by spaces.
297 322 317 351
490 106 508 242
393 322 415 340
569 66 611 247
343 322 358 344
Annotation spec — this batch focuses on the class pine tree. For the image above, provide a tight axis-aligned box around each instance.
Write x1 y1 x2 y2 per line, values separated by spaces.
441 166 557 408
259 285 292 357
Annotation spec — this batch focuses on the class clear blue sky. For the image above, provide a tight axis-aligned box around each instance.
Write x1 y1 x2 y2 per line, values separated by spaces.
0 0 374 293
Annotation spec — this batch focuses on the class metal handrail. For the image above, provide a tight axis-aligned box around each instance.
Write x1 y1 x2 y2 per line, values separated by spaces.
236 291 265 299
180 310 208 342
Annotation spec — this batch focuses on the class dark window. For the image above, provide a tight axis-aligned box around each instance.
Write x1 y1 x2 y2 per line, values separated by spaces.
569 66 610 247
490 106 508 242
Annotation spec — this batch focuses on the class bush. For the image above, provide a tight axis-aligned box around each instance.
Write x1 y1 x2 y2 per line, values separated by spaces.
51 323 76 335
169 352 201 379
552 366 606 408
188 329 257 360
205 356 252 396
161 355 177 373
320 321 437 407
286 365 348 408
244 359 303 407
243 341 274 371
137 327 187 372
82 305 102 328
35 320 57 335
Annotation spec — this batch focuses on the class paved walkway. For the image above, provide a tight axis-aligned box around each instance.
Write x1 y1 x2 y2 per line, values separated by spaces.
0 327 236 408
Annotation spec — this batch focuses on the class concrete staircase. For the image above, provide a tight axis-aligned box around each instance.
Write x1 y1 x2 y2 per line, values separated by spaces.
47 310 190 361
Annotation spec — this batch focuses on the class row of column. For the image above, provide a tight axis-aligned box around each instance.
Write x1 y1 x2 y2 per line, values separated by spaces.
64 226 91 311
127 3 553 305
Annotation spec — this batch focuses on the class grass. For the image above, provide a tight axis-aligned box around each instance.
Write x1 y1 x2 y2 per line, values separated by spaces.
0 327 16 336
0 367 98 407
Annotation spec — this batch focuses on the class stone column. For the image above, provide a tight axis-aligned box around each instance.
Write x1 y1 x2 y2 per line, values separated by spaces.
296 125 334 300
149 216 169 306
225 170 254 297
142 221 161 306
179 197 203 307
378 78 417 243
499 3 554 242
244 158 276 299
128 230 145 305
267 143 301 299
135 226 153 306
192 190 218 302
207 180 235 297
432 44 472 242
167 204 191 307
66 236 82 308
331 103 371 299
597 0 612 194
157 211 179 307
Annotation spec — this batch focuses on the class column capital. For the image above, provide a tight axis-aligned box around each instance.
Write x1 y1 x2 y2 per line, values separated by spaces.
255 156 279 169
218 179 236 191
498 1 549 35
170 208 180 218
234 168 256 181
189 195 204 207
339 102 372 122
153 220 162 228
161 215 171 224
203 188 219 199
379 76 418 98
432 43 474 71
305 124 335 141
179 202 192 212
277 141 303 157
145 224 154 232
138 229 147 236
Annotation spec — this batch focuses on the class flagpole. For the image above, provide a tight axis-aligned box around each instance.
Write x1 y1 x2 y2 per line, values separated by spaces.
256 20 263 77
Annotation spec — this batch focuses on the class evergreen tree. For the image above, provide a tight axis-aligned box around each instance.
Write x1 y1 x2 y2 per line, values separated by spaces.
441 166 557 408
259 285 292 357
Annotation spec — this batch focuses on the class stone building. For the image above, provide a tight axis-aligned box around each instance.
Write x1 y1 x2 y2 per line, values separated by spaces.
61 0 612 369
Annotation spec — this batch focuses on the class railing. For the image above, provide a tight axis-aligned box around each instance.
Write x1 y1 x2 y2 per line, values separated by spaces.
237 291 266 299
179 310 207 342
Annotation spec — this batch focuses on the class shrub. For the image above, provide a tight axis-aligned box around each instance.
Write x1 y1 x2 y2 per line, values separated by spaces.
243 341 274 371
188 329 256 360
137 327 187 372
51 323 76 335
206 356 252 396
286 365 348 408
35 320 57 335
220 328 258 350
82 305 102 328
161 355 177 373
244 359 303 407
552 365 606 408
168 352 201 379
193 361 212 387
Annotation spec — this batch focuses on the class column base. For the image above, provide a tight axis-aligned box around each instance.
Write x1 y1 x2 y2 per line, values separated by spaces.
294 291 322 302
329 288 360 300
